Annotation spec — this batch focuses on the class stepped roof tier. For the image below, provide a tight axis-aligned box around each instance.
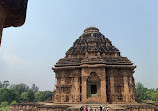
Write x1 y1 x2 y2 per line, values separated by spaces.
55 27 133 67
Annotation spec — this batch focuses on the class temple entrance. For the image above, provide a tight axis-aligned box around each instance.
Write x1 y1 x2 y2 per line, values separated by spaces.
87 72 101 98
91 84 97 94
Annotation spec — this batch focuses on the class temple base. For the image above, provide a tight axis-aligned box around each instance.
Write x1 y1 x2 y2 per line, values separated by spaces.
10 102 156 111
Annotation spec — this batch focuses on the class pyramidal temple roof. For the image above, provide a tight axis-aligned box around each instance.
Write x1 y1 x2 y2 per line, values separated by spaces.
66 27 119 55
55 27 133 67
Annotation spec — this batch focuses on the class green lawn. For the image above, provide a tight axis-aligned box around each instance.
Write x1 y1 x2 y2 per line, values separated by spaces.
0 106 9 111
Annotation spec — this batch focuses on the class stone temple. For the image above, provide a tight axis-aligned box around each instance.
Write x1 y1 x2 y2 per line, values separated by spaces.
53 27 136 104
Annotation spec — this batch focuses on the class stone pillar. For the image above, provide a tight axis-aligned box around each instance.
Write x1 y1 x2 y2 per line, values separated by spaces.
81 76 87 102
109 76 115 103
74 77 80 102
123 70 130 102
100 68 107 103
0 6 6 46
129 75 136 103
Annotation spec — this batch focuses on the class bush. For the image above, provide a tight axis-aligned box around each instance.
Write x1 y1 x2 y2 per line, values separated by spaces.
1 101 8 107
11 100 17 105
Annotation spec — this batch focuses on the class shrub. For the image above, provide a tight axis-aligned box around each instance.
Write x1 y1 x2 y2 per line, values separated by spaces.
1 101 8 107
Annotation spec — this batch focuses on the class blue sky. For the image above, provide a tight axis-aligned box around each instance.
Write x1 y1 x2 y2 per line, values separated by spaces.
0 0 158 90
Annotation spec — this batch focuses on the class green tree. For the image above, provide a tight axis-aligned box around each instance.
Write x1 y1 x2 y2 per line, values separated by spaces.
1 101 8 107
21 92 28 102
144 88 156 100
42 91 53 101
2 80 10 88
144 90 152 100
10 83 29 94
136 82 148 102
31 84 39 93
27 90 35 102
34 91 43 102
151 92 158 102
0 81 2 88
0 88 19 103
11 100 17 105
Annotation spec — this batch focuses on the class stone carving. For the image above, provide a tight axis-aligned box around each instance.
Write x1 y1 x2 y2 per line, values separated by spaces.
53 27 136 104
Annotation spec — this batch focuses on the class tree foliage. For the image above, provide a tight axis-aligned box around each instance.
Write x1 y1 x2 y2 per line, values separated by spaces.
10 83 29 94
34 92 43 102
21 92 28 102
0 80 10 88
136 82 147 102
0 101 8 107
42 91 53 101
31 84 39 93
0 88 19 103
136 82 158 102
2 81 10 88
151 92 158 101
0 81 53 105
11 101 17 105
27 90 35 102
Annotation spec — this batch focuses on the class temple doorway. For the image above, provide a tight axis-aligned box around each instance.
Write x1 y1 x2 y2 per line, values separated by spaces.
91 85 97 94
87 72 101 98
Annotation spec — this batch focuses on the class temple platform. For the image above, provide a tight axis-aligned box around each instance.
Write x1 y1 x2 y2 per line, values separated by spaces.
10 102 158 111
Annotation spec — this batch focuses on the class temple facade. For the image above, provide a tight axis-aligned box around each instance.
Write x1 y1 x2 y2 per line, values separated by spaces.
52 27 136 104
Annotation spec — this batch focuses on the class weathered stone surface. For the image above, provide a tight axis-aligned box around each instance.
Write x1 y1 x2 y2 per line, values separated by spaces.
0 6 5 44
0 0 28 45
55 27 132 67
10 103 156 111
0 0 28 27
53 27 136 104
10 103 70 111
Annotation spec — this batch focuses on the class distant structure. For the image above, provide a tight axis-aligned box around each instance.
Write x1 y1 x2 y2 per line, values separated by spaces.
53 27 136 104
0 0 28 46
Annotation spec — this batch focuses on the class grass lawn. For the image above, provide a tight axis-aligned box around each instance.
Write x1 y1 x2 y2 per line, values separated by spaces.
0 106 9 111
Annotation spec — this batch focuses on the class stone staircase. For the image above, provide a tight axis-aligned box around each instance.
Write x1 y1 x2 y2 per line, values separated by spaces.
68 104 110 110
90 104 110 110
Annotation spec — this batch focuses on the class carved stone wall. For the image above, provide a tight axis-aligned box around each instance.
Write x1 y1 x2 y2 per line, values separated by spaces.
10 103 156 111
54 69 81 103
106 67 136 104
81 66 107 103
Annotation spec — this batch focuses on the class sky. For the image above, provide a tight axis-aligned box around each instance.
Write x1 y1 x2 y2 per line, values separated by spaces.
0 0 158 91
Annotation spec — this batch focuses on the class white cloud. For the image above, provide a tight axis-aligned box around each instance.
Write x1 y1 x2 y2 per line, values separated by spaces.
0 50 54 91
0 51 34 75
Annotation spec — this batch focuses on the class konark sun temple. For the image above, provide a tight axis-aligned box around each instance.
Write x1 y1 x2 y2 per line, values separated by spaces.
10 27 157 111
53 27 136 104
